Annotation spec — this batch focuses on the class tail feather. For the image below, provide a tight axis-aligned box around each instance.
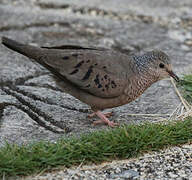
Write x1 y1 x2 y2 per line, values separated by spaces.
1 37 43 59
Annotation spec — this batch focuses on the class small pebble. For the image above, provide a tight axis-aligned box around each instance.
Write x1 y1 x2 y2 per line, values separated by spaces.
24 144 192 180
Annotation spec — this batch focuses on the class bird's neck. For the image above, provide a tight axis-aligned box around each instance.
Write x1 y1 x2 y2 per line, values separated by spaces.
131 56 159 84
124 71 158 102
122 54 161 102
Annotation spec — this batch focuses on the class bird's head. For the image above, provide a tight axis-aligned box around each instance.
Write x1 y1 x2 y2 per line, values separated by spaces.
135 50 179 82
150 50 179 82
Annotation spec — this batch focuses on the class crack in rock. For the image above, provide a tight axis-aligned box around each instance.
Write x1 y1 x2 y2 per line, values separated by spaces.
36 2 192 29
37 3 70 9
0 72 50 87
1 86 70 134
36 2 161 24
15 72 51 86
0 21 70 31
24 83 63 93
9 86 70 132
15 86 90 113
0 3 163 33
13 103 66 134
0 103 5 124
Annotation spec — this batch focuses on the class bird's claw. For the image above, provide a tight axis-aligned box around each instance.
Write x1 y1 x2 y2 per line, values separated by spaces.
88 111 114 118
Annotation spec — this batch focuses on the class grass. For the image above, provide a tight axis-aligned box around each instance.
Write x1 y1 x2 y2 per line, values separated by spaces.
1 118 192 177
179 74 192 104
0 74 192 178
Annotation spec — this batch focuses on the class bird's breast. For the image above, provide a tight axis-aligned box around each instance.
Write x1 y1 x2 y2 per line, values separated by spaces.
123 75 157 103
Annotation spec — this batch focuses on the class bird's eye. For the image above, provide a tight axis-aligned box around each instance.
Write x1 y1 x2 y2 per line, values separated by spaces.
159 63 165 68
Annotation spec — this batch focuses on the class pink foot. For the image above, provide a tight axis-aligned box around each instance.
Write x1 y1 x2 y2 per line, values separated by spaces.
88 111 113 118
91 111 119 127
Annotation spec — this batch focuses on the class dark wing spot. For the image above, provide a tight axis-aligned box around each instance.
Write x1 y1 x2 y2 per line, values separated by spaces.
82 66 93 81
102 89 105 91
94 63 98 66
105 84 109 90
69 69 79 75
94 74 100 85
74 61 84 68
104 75 108 79
103 66 107 69
111 80 117 88
94 75 104 90
98 84 102 88
62 56 70 60
86 60 90 63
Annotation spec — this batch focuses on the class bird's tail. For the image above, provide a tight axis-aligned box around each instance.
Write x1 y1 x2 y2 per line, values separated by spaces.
1 37 44 60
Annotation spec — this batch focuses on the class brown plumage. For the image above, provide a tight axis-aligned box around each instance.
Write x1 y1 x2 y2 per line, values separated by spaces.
1 37 179 127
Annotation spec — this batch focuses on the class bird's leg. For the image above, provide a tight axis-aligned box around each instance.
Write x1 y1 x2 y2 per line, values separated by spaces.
92 111 119 127
88 111 113 118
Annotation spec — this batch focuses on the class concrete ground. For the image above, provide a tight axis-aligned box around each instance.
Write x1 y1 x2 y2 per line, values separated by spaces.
0 0 192 179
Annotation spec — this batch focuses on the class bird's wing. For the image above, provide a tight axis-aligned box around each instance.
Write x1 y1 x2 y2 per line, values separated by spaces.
1 36 132 98
41 49 132 98
42 44 108 51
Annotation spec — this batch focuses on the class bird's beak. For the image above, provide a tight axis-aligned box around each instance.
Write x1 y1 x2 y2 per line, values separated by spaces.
167 70 180 82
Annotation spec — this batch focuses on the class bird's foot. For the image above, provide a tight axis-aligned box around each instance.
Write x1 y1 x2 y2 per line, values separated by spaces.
91 111 119 127
88 111 113 118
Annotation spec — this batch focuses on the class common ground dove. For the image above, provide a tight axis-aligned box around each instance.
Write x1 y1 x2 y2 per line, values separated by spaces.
1 37 179 127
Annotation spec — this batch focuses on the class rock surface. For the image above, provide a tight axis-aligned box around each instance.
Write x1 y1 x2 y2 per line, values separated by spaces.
0 0 192 146
1 0 192 179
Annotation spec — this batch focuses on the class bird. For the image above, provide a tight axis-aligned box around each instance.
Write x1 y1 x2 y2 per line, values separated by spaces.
1 37 179 127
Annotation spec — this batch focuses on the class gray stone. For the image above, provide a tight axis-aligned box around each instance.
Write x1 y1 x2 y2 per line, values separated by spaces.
110 169 139 179
0 0 191 151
